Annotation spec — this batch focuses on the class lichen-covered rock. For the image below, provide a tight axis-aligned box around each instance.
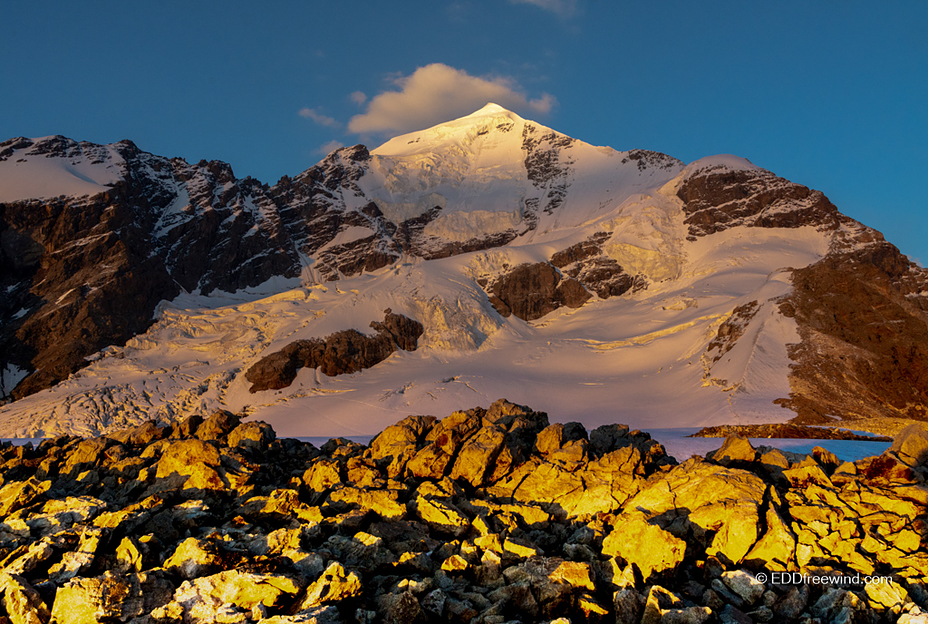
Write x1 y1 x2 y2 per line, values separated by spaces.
227 421 276 452
0 477 50 516
50 571 174 624
299 562 362 609
602 513 687 583
0 573 50 624
154 439 225 493
889 423 928 468
0 399 925 624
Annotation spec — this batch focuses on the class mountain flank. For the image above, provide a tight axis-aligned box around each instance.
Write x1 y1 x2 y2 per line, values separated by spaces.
1 104 927 437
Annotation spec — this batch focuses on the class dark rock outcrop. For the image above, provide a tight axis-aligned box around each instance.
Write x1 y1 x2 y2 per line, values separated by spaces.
245 310 424 392
486 262 591 321
777 242 928 423
551 232 643 299
690 423 892 441
676 164 843 239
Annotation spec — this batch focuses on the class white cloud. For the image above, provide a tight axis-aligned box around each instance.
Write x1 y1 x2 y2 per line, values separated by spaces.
509 0 578 17
298 107 341 128
349 91 367 106
317 140 345 155
348 63 556 135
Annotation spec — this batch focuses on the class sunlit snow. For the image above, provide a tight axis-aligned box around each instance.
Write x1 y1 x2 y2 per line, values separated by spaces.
0 108 837 438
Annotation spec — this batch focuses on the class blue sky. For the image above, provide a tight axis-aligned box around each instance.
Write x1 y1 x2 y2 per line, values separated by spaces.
2 1 926 264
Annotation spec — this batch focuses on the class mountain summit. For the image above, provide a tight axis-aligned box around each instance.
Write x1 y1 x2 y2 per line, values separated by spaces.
1 105 926 437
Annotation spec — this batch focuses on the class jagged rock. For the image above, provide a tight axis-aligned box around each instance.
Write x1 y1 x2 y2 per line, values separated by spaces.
163 537 224 579
325 532 396 571
328 486 404 519
49 571 174 624
589 423 630 456
602 512 687 583
376 590 423 624
710 435 757 465
154 439 225 493
157 571 303 623
449 425 507 488
865 578 911 613
0 573 50 624
743 505 796 570
303 458 342 496
548 560 595 591
299 562 362 609
245 311 423 392
227 421 276 452
1 540 56 576
60 437 114 475
0 477 49 516
488 442 646 518
622 458 766 564
114 535 154 573
47 526 103 582
21 496 106 537
773 584 809 620
782 462 833 488
889 423 928 468
411 495 470 537
109 421 168 447
369 415 435 479
614 588 645 623
196 410 242 442
721 570 765 606
238 489 323 524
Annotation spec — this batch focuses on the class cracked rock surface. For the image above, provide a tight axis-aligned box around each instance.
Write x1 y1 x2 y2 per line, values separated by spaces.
0 400 927 623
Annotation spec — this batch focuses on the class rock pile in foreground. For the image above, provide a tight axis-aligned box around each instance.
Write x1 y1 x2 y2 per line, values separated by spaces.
1 400 927 624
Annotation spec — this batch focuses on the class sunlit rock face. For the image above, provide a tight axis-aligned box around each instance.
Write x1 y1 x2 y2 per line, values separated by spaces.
2 104 927 439
1 401 927 622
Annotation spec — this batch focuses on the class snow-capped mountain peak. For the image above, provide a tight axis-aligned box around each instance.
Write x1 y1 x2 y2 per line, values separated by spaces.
1 107 926 438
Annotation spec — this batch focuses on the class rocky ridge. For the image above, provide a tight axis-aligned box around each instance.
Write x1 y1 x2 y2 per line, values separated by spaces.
689 425 892 442
1 399 927 623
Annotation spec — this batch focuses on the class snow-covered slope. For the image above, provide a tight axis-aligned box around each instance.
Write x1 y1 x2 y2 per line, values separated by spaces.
0 136 125 202
1 105 926 437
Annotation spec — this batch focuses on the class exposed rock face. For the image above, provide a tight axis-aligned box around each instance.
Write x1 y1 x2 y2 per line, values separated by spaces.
778 241 928 423
245 310 424 392
0 401 927 622
485 262 591 321
676 164 843 239
0 113 681 403
4 106 928 440
675 159 928 426
0 137 300 401
551 235 641 300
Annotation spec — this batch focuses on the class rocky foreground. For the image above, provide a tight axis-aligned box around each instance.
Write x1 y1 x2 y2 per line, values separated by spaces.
1 400 927 623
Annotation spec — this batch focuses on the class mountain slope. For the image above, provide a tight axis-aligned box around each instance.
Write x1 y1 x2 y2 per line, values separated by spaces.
1 105 926 437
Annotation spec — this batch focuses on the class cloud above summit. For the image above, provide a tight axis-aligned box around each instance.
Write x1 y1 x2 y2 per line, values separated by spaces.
348 63 555 136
